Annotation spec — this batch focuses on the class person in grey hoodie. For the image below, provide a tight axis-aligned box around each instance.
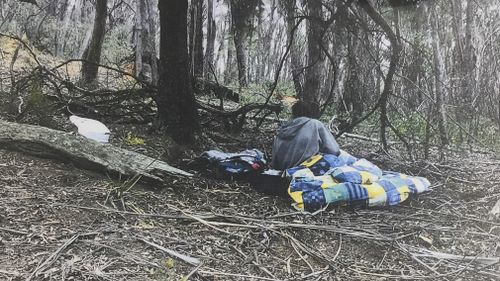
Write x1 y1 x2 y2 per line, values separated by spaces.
272 101 340 170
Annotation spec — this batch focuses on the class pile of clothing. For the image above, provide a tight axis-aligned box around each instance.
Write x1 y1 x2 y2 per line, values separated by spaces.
286 151 431 211
192 149 267 180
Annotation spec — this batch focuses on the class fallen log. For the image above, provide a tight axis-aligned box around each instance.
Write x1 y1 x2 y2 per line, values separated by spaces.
0 120 192 182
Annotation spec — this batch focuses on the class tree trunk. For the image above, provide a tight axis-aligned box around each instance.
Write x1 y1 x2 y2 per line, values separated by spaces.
80 0 107 86
204 0 216 80
359 0 401 150
157 0 199 144
77 24 93 58
302 0 324 111
463 0 476 144
283 0 302 96
134 0 143 77
428 3 449 148
147 1 159 86
404 3 425 109
134 0 158 85
189 0 204 77
229 0 259 89
0 120 192 183
55 0 79 57
224 15 235 85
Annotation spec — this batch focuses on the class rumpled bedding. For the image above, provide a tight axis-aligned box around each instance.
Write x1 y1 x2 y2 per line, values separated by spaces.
286 151 431 211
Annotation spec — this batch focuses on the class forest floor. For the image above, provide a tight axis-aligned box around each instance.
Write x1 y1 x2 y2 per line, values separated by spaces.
0 120 499 281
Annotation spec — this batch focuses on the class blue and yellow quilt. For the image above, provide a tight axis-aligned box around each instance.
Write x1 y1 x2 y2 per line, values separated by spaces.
286 151 431 211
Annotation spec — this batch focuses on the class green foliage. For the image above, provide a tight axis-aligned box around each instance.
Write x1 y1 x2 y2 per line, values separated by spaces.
102 24 133 65
151 260 187 281
123 132 145 145
391 113 427 137
27 75 45 106
164 258 175 268
446 117 500 151
24 73 55 126
238 81 296 104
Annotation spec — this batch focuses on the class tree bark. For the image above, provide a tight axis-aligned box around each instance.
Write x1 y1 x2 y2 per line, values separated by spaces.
343 23 363 124
302 0 324 111
204 0 216 80
134 0 158 85
283 0 302 96
80 0 107 86
134 0 144 77
55 0 79 57
157 0 199 144
229 0 259 89
189 0 204 77
428 2 449 148
0 120 192 182
359 0 402 150
224 14 235 85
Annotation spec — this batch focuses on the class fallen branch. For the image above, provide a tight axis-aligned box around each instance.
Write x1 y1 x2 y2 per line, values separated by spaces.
198 102 282 129
195 79 239 103
0 226 28 235
26 234 79 281
0 120 192 182
139 238 201 266
412 249 499 266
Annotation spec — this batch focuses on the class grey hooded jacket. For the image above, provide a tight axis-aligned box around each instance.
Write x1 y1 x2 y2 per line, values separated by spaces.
271 117 340 170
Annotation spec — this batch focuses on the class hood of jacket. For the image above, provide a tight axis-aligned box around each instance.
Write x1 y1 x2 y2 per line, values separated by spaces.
276 117 312 139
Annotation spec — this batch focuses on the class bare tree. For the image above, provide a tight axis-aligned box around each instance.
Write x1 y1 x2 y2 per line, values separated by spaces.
204 0 216 80
189 0 204 77
228 0 259 89
134 0 158 85
55 0 79 57
157 0 199 143
282 0 302 96
427 2 449 148
302 0 324 111
359 0 401 150
80 0 107 86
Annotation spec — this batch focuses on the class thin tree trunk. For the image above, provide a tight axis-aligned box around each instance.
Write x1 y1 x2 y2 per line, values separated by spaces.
428 3 449 149
359 0 401 150
229 0 259 89
463 0 476 144
134 0 158 85
224 40 234 85
77 25 93 58
284 0 302 96
146 0 159 86
204 0 216 80
232 26 248 88
343 24 363 125
189 0 204 77
134 0 143 77
55 0 78 57
80 0 107 86
157 0 199 144
302 0 323 110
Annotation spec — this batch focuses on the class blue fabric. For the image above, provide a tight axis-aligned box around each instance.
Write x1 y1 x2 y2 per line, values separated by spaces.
287 152 432 211
200 149 267 176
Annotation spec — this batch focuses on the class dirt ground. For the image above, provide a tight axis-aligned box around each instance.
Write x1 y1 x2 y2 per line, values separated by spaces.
1 125 499 281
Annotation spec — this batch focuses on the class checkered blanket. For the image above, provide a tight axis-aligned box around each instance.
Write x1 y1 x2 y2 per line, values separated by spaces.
286 151 431 211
